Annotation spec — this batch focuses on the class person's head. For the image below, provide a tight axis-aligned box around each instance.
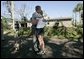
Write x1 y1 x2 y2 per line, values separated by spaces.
35 5 41 13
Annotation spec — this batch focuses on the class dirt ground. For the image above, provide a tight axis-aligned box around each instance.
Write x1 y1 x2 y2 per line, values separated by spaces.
1 31 83 58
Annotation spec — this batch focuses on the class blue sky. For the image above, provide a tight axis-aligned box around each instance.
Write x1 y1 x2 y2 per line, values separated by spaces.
1 1 83 20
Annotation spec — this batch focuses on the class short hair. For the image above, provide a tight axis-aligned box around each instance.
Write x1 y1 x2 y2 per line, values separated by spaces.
35 5 41 11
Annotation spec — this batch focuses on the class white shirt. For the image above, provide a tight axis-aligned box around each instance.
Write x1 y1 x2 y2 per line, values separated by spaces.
36 18 46 28
32 12 46 28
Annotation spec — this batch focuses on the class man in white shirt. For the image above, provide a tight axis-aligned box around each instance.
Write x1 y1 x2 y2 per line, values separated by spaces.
31 6 46 54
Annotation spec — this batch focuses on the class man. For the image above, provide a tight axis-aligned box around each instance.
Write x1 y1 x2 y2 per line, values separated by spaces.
31 6 46 54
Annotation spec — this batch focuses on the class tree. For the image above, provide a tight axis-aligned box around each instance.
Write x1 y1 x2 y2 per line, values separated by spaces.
73 2 83 44
73 8 77 26
11 1 15 30
15 3 32 28
76 3 83 24
15 3 29 21
3 1 15 30
73 3 83 26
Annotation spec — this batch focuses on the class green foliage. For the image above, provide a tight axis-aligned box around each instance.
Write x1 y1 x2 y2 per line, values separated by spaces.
65 28 78 39
76 24 83 28
75 27 83 37
44 27 53 37
18 27 31 36
18 29 24 36
2 17 8 30
44 26 83 40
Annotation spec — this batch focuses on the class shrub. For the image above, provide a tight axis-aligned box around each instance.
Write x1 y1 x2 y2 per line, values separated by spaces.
18 29 24 36
44 26 83 40
2 18 8 30
44 27 53 37
18 27 31 36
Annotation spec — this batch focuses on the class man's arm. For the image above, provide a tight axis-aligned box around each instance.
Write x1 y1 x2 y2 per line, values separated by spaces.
31 13 39 25
31 19 38 25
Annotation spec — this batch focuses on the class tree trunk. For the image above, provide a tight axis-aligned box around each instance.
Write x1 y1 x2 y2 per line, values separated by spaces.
11 1 15 30
79 11 82 25
75 12 76 27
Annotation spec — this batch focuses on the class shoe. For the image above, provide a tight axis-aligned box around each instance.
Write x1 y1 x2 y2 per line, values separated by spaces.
37 50 45 55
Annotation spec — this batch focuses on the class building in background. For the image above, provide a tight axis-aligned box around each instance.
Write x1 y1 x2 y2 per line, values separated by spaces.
46 17 72 27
